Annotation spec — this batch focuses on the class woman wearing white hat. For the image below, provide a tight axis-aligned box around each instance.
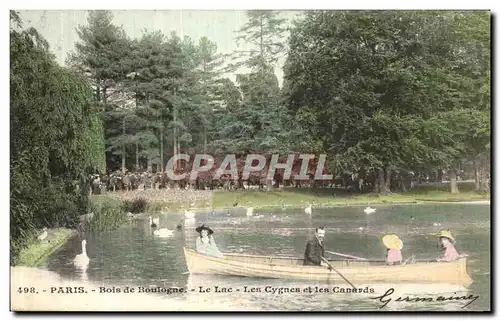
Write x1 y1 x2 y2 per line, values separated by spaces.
437 230 468 262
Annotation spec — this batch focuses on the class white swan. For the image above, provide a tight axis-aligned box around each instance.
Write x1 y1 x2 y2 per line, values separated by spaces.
73 240 90 267
184 210 196 219
246 207 254 217
126 212 140 220
154 228 174 237
433 222 442 227
37 227 48 241
184 217 196 226
305 204 312 215
364 207 376 214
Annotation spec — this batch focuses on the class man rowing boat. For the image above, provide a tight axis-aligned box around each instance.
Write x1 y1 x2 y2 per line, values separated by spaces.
303 227 329 267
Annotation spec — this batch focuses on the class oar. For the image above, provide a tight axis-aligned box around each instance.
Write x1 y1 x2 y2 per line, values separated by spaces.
325 250 368 261
321 257 356 289
402 254 416 266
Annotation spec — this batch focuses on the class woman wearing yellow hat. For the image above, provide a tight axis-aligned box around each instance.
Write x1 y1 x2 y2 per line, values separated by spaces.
437 230 468 262
382 234 403 265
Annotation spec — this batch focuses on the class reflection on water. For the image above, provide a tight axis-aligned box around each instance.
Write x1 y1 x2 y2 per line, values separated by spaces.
42 203 490 311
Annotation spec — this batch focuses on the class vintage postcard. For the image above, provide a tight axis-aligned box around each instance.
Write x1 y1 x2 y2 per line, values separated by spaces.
10 8 491 312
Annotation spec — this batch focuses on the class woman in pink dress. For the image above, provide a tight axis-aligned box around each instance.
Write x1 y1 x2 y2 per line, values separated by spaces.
382 234 404 265
437 230 468 262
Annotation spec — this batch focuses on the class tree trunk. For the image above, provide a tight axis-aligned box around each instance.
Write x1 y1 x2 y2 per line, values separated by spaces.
160 126 164 172
384 167 392 194
147 155 152 172
135 142 139 170
135 88 140 170
449 169 459 193
473 156 480 191
121 116 126 172
177 140 181 172
478 154 490 193
437 169 443 182
378 168 388 194
372 172 379 193
203 127 207 153
173 107 177 173
160 114 164 172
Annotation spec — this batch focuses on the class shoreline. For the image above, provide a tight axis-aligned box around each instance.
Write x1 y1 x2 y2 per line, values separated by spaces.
15 228 77 267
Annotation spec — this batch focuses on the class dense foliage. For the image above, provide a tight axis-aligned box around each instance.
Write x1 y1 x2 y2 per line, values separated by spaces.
10 11 106 262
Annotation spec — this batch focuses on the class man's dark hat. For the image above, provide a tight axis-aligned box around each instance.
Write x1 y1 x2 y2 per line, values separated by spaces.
196 224 214 235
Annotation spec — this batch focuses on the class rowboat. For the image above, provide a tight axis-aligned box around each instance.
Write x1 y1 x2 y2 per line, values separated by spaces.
183 248 472 287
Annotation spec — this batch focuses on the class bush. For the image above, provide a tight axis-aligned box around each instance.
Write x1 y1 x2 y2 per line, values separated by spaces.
121 197 148 214
145 202 164 213
88 201 126 232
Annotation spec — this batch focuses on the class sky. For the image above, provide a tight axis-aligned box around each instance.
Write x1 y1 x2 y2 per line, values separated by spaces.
17 10 300 85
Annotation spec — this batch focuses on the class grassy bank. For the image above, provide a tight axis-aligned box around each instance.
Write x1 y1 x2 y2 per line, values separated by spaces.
213 189 489 209
14 228 76 267
90 182 489 211
13 198 148 266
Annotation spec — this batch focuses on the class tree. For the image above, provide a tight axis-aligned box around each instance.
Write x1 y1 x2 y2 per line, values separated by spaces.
11 12 104 261
67 10 129 104
213 11 292 156
283 11 490 194
196 36 224 152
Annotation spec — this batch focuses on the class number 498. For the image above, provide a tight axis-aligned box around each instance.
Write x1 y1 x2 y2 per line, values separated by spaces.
17 287 36 294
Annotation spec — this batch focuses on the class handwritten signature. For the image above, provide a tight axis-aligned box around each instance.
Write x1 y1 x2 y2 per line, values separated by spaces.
370 288 479 309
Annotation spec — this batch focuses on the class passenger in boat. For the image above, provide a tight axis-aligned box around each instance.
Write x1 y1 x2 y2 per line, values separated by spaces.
437 230 468 262
195 224 224 258
382 234 403 265
304 227 327 266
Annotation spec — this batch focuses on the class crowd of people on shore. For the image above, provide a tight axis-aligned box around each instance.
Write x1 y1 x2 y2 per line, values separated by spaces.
85 167 451 196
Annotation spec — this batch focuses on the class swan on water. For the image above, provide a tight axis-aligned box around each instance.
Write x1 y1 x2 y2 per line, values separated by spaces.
433 222 442 227
305 204 312 215
154 228 174 237
364 207 376 214
73 240 90 267
246 207 254 217
185 210 196 219
37 227 48 241
184 217 196 226
127 212 140 220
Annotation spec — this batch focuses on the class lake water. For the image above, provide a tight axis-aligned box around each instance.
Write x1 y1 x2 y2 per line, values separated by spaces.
42 203 490 311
